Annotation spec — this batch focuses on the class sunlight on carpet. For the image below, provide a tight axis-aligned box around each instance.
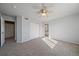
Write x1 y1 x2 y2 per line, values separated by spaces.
41 37 58 49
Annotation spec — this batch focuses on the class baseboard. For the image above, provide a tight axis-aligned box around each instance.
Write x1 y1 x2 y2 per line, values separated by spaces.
51 38 79 45
16 40 23 43
16 36 44 43
22 37 44 43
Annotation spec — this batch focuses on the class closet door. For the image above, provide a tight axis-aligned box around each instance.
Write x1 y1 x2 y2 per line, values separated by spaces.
30 23 40 39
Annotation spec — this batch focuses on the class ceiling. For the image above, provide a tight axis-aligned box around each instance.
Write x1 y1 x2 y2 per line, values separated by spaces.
0 3 79 23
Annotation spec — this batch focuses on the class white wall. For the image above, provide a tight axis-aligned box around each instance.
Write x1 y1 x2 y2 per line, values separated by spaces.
16 16 22 43
2 15 15 22
49 14 79 44
16 16 45 43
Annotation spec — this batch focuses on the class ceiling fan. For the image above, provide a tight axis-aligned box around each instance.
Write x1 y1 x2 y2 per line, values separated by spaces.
33 3 53 17
38 4 48 17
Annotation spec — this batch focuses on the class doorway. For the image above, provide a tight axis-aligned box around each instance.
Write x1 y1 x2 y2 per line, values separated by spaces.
5 21 15 45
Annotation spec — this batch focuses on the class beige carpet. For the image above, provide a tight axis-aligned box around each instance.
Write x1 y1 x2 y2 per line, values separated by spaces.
0 38 79 56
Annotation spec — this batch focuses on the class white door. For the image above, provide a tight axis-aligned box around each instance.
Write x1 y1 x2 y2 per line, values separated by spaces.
0 16 1 47
1 16 5 47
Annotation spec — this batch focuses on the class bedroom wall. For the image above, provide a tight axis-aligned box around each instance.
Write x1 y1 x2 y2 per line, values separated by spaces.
16 16 22 43
49 13 79 44
2 15 15 22
16 16 45 43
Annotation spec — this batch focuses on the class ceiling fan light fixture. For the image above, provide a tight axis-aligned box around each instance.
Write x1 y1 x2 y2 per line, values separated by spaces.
40 8 48 16
40 12 48 16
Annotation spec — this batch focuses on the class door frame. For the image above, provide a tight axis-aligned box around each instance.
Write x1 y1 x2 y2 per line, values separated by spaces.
0 16 1 47
1 16 5 47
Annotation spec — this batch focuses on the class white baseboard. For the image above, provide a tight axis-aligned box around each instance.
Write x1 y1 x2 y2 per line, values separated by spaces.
51 38 79 45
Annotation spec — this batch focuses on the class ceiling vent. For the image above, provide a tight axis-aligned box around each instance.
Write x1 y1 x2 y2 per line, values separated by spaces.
25 18 29 20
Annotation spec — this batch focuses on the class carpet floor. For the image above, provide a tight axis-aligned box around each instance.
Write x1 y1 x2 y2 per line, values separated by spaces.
0 38 79 56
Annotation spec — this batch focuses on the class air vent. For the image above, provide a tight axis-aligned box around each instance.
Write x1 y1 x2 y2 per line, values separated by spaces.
25 18 29 20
